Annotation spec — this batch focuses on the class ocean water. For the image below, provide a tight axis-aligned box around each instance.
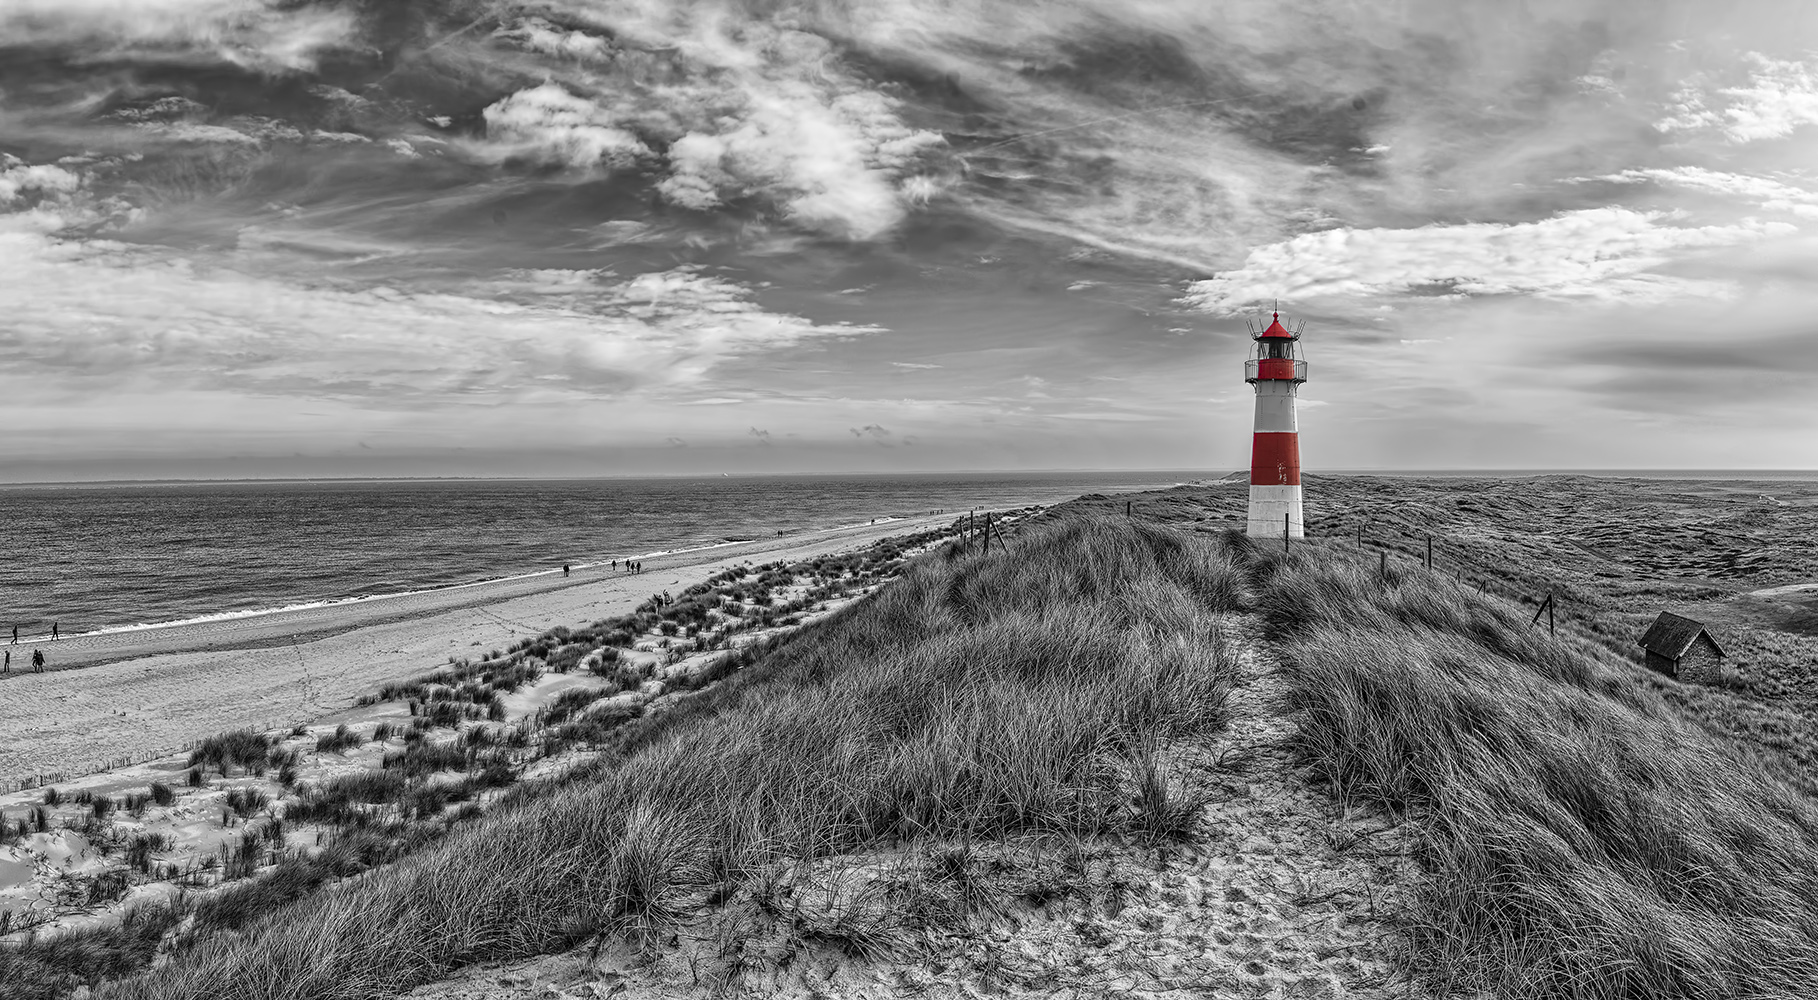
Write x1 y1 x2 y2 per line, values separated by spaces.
0 472 1202 637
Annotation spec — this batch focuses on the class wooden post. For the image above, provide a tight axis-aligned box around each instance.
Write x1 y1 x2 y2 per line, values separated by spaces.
1356 521 1362 547
1284 512 1290 552
983 513 991 554
1530 593 1556 635
1126 500 1132 518
1426 534 1433 570
1379 550 1387 575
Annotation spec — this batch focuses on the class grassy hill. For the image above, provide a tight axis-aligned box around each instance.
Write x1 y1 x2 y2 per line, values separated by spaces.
1082 475 1818 772
9 491 1818 999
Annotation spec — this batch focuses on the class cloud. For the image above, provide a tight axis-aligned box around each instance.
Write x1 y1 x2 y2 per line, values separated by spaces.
0 0 358 73
1597 167 1818 218
482 6 947 239
848 423 893 446
0 158 82 205
477 84 651 169
1657 54 1818 143
8 0 1818 475
1180 209 1791 313
0 195 877 404
655 86 947 238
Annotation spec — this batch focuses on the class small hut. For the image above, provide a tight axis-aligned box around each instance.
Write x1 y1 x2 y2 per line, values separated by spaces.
1638 612 1727 683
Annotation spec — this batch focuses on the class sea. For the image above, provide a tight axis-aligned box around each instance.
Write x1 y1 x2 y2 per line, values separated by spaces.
0 472 1207 638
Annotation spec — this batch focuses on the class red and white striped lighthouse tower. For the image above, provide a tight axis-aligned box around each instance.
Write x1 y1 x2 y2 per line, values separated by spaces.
1244 309 1308 538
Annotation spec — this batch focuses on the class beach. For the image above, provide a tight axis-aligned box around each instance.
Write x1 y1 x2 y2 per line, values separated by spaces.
0 513 954 787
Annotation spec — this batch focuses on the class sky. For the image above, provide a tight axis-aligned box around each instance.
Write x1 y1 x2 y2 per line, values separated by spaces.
3 0 1817 481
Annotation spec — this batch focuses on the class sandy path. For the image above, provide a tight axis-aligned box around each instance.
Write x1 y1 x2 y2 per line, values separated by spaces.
0 514 953 788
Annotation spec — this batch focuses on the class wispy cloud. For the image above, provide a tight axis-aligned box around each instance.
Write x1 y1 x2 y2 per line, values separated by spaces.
1596 166 1818 217
0 211 876 404
1180 210 1789 313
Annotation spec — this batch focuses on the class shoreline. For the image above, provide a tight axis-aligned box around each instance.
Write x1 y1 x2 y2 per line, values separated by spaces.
6 516 929 648
4 515 942 674
0 512 961 788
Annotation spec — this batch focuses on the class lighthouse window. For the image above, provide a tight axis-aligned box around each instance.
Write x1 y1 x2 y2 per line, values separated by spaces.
1264 341 1292 359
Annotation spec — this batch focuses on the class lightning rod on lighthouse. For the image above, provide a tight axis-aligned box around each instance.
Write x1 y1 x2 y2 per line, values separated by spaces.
1244 309 1307 538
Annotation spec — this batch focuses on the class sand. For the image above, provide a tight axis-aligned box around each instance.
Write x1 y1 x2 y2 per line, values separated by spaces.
0 514 955 789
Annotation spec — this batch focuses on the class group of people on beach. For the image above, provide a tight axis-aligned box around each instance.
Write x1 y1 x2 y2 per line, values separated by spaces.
610 559 646 574
5 624 56 674
2 646 47 674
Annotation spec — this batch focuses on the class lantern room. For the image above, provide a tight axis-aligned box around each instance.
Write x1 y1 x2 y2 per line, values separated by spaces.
1244 312 1308 383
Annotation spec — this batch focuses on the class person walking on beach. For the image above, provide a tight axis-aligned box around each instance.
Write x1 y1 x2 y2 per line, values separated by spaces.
9 625 16 644
2 649 9 673
50 622 58 641
563 563 570 577
31 648 44 673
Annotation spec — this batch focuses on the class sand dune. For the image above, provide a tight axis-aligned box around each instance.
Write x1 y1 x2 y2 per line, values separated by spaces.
0 514 954 789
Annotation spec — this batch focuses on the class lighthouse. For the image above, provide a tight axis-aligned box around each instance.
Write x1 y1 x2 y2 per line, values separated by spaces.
1245 310 1307 538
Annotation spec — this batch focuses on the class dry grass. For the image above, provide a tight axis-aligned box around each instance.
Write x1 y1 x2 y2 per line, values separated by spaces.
1251 541 1818 999
94 519 1244 1000
37 506 1816 1000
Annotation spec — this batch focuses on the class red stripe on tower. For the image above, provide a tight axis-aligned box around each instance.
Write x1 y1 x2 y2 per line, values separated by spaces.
1250 433 1301 485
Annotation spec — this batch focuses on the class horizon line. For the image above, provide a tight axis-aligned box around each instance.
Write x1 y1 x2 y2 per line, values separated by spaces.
4 467 1818 488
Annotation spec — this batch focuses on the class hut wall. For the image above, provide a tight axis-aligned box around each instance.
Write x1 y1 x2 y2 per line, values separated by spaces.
1676 635 1725 684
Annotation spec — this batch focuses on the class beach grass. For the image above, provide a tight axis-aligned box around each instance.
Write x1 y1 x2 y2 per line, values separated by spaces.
16 500 1816 1000
1248 540 1818 999
91 518 1244 1000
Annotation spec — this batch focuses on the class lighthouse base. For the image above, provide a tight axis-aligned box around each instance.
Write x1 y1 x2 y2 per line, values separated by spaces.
1246 485 1304 539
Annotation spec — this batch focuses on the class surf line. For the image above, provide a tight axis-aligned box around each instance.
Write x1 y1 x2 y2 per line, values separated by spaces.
64 514 942 641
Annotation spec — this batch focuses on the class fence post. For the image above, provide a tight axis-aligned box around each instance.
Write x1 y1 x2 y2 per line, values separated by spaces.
1126 500 1132 518
1284 512 1290 552
1426 534 1433 570
1379 550 1387 575
983 513 991 555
